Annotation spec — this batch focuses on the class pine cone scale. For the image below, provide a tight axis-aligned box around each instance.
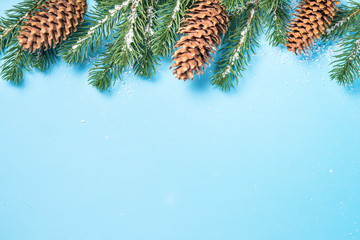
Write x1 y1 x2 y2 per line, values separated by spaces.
286 0 339 55
171 0 228 81
17 0 87 53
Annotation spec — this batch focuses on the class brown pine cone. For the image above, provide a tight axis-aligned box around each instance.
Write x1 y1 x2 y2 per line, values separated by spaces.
17 0 87 53
171 0 229 81
286 0 340 55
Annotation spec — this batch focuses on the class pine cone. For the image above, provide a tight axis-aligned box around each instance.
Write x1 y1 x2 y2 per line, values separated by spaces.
286 0 339 55
171 0 229 81
17 0 87 53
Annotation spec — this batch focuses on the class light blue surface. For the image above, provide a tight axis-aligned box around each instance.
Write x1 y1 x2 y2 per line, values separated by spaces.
1 1 360 239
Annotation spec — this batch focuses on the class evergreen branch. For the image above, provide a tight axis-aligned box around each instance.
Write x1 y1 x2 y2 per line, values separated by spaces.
0 42 34 84
31 48 58 72
222 0 242 10
88 0 144 91
210 1 262 91
133 3 160 78
152 0 195 57
261 0 291 46
89 45 120 91
60 0 131 65
0 0 46 54
330 30 360 85
0 0 57 84
324 0 360 41
95 0 125 8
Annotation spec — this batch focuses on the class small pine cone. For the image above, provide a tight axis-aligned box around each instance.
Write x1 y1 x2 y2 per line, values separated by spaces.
171 0 229 81
17 0 87 53
286 0 340 55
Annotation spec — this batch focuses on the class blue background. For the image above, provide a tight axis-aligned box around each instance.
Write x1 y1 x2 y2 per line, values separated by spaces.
1 0 360 239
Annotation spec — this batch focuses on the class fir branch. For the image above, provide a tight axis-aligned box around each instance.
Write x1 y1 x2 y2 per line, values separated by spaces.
0 0 58 84
221 0 242 10
261 0 291 46
0 42 34 84
324 1 360 41
330 30 360 86
152 0 195 57
31 48 58 72
0 0 45 54
88 0 145 91
89 45 120 91
60 0 131 65
133 3 160 78
210 1 262 91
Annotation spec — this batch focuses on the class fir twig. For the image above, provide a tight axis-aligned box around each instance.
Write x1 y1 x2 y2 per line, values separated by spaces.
261 0 291 46
88 0 144 91
60 0 131 65
222 0 242 11
330 29 360 85
0 0 54 84
152 0 195 57
0 0 46 54
133 2 160 78
32 48 58 72
0 42 34 84
210 1 262 91
88 45 119 91
324 0 360 41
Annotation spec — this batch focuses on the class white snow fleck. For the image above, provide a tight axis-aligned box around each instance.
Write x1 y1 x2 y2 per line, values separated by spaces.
167 0 181 29
72 0 132 51
222 6 256 78
124 0 141 51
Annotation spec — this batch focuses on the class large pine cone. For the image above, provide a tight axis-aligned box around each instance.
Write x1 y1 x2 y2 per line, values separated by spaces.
286 0 339 55
171 0 229 81
17 0 87 53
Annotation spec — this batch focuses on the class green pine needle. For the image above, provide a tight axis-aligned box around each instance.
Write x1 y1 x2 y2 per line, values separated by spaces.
0 0 46 54
152 0 195 57
261 0 291 46
330 31 360 85
324 0 360 41
60 0 131 65
210 1 262 91
88 0 145 91
133 3 160 78
328 2 360 86
89 48 119 92
1 43 34 84
31 48 58 72
3 0 360 91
